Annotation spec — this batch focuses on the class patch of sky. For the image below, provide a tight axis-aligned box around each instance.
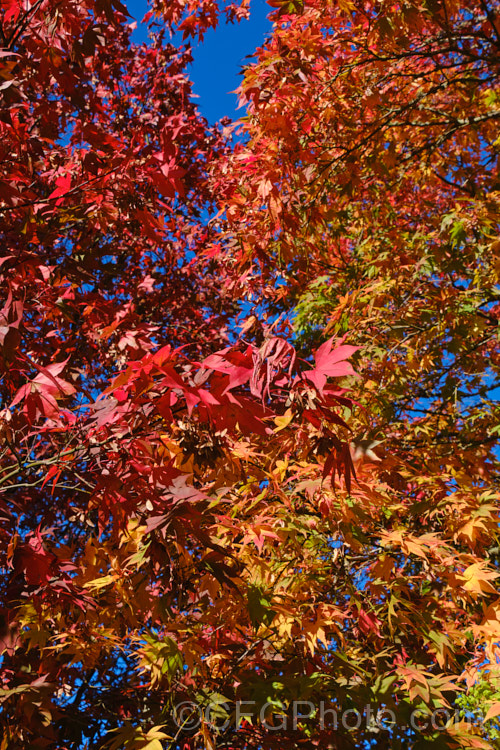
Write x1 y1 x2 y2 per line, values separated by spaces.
126 0 272 125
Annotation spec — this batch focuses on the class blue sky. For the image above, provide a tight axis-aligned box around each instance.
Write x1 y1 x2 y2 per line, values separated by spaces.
126 0 272 124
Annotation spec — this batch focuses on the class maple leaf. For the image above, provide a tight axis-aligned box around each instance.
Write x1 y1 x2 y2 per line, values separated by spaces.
459 563 499 596
484 702 500 722
304 337 358 394
47 172 72 205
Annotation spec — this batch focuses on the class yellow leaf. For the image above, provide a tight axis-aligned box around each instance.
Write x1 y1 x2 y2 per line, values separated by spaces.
274 409 293 432
146 726 170 739
83 575 115 590
461 563 498 595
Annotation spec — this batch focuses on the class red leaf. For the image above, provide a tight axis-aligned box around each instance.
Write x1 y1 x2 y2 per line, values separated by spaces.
48 173 72 205
358 608 382 636
305 337 357 394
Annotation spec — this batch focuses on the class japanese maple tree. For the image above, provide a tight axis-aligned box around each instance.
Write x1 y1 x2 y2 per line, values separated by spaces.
211 0 500 746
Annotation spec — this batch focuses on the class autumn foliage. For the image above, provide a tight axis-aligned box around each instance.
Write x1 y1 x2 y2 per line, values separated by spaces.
0 0 500 748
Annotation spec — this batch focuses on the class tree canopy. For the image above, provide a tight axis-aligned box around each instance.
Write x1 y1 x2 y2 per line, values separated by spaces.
0 0 499 748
